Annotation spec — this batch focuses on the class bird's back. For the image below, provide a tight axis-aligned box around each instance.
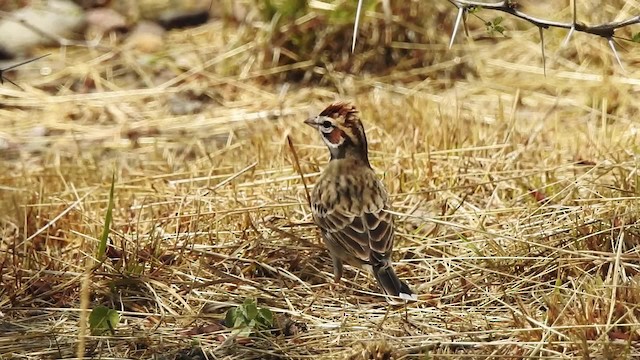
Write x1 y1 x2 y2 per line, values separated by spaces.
311 158 394 264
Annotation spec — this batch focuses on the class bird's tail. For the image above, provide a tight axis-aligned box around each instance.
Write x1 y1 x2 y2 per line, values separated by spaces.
372 260 417 305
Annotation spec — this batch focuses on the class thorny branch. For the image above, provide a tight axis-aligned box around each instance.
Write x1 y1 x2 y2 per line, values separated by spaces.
447 0 640 71
352 0 640 72
448 0 640 38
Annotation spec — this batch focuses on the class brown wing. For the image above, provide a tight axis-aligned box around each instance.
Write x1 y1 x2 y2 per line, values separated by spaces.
311 168 394 265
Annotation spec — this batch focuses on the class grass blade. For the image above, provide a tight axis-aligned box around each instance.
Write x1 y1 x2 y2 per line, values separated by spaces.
97 172 115 259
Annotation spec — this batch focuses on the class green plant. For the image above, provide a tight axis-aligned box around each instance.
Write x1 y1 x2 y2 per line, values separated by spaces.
89 305 120 335
486 16 505 35
225 298 274 337
260 0 308 25
96 173 115 261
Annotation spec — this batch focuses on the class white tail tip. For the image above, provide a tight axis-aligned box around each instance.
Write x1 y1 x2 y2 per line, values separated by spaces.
399 292 418 302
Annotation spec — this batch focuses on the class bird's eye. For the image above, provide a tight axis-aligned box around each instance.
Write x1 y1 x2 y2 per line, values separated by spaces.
319 120 334 133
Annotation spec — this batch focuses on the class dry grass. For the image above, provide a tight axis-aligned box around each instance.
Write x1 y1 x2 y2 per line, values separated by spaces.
1 1 640 359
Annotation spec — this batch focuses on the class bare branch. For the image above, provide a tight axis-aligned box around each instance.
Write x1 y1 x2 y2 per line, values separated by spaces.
447 0 640 70
448 1 640 38
350 0 640 71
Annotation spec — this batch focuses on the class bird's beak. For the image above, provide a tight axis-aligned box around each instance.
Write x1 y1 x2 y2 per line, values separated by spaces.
303 117 317 127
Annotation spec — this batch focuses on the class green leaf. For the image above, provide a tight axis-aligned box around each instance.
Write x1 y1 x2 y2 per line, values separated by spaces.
257 308 274 327
458 233 484 257
242 297 254 306
97 173 116 259
280 0 307 19
330 0 371 24
234 315 247 328
493 16 503 25
244 302 258 320
89 305 119 335
233 326 252 338
225 308 237 327
126 263 145 276
226 299 273 334
632 32 640 43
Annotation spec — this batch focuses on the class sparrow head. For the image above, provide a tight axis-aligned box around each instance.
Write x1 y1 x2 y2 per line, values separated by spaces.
304 102 369 164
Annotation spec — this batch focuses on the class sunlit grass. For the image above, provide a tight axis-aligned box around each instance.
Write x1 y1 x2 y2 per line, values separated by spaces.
1 1 639 358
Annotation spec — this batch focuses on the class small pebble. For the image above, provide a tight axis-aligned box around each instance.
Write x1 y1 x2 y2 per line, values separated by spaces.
86 7 128 34
124 21 165 53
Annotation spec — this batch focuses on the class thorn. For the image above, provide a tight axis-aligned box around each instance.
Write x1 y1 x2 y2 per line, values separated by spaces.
562 0 577 48
608 38 625 72
462 8 470 37
351 0 364 53
0 53 50 73
2 76 21 89
0 53 50 89
561 26 575 47
450 7 465 49
539 27 546 76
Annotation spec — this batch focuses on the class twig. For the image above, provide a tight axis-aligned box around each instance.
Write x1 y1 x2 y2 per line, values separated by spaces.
447 1 640 37
286 135 312 207
351 1 639 70
0 53 49 88
447 0 640 71
205 161 258 193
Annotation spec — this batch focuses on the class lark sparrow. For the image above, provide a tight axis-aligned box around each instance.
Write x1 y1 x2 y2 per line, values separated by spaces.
304 102 417 304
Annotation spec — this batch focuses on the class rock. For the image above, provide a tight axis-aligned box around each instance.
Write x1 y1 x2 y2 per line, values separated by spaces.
157 9 209 30
107 0 215 24
124 21 165 53
86 7 127 34
168 92 205 115
0 0 86 58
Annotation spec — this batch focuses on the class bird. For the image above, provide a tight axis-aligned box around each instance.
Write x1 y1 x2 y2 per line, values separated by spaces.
303 102 417 305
